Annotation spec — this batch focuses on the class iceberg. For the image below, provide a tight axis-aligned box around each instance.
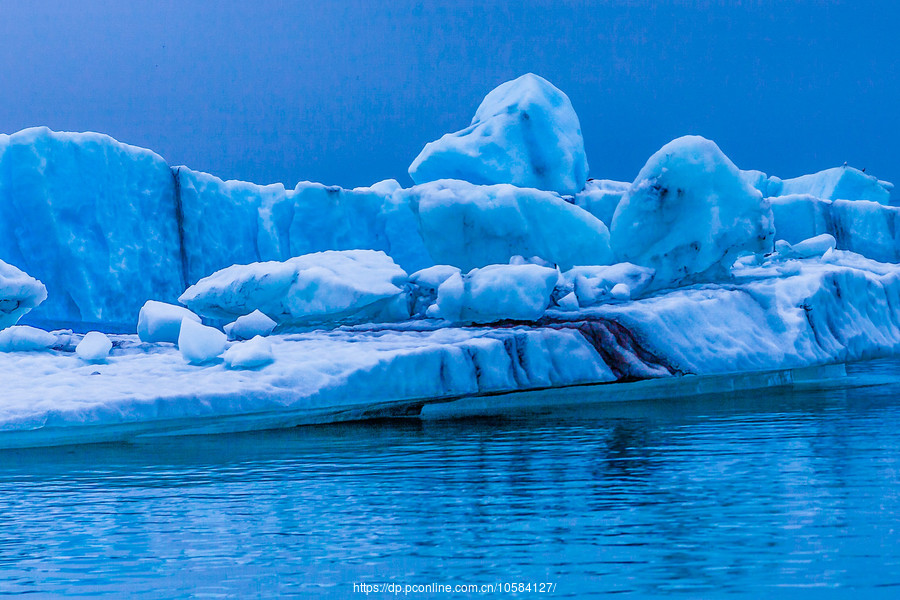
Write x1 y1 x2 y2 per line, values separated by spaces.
409 73 589 195
3 250 900 448
610 135 774 289
0 259 47 330
404 179 613 271
573 179 629 226
179 249 409 326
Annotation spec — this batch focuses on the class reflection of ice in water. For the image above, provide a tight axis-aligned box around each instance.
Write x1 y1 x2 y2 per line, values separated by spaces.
3 358 900 597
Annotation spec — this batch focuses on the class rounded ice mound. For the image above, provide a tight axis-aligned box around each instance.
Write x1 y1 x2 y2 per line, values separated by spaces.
0 259 48 330
178 318 227 365
435 263 558 324
179 250 409 327
405 180 613 272
137 300 202 344
610 135 774 289
75 331 112 362
409 73 589 195
223 335 275 369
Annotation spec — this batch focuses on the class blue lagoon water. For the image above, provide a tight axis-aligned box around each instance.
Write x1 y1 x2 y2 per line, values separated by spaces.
2 360 900 598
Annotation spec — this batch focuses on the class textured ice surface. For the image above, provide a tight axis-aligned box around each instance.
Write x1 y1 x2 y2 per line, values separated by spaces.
137 301 202 344
180 250 409 326
409 73 589 195
178 319 227 365
75 331 112 363
779 166 892 204
0 128 183 327
610 135 774 288
0 259 47 330
224 310 277 341
435 264 558 324
405 179 612 271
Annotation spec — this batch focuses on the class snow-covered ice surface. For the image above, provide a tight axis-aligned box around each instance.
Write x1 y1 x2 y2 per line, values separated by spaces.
409 73 589 195
3 250 900 448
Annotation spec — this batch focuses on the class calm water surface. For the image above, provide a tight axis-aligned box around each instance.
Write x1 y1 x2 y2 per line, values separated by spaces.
2 360 900 598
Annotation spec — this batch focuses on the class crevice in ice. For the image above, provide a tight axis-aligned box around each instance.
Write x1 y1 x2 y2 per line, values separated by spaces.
550 318 683 380
171 166 188 290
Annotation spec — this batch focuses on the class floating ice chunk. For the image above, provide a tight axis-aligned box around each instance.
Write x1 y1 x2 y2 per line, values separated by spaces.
405 179 612 271
559 263 655 307
0 259 47 330
75 331 112 362
0 325 56 352
223 335 275 369
180 250 409 327
779 166 892 204
436 264 558 324
178 318 226 365
137 300 202 344
0 127 183 327
223 310 277 341
610 135 774 288
409 73 589 195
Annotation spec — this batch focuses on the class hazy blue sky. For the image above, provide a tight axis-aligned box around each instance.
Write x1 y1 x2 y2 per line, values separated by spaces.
1 0 897 191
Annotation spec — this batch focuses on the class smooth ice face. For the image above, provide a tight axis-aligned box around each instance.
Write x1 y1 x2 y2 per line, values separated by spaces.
778 166 893 204
405 179 613 272
223 310 277 341
178 318 227 365
223 335 275 369
610 135 774 289
0 128 183 327
770 195 900 263
179 249 409 326
436 264 558 324
0 259 47 330
137 300 202 344
409 73 589 195
0 325 56 352
75 331 112 362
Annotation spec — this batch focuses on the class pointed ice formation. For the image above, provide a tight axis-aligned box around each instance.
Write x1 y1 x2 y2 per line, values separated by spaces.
409 73 589 195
